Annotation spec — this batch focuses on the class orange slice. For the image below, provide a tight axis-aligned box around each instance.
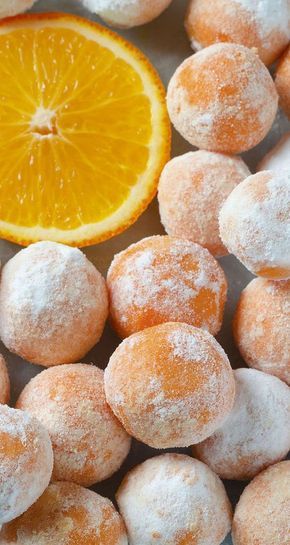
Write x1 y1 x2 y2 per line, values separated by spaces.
0 13 170 246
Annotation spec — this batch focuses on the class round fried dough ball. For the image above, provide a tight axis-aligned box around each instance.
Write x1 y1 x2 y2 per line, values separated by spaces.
81 0 172 28
219 170 290 279
233 278 290 384
16 363 131 487
167 43 278 154
158 151 250 256
117 454 232 545
185 0 290 66
0 405 53 524
232 461 290 545
0 241 108 366
107 236 227 338
194 368 290 480
0 481 128 544
104 322 235 448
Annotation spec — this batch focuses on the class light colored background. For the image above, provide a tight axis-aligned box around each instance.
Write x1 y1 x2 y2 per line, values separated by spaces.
2 1 290 543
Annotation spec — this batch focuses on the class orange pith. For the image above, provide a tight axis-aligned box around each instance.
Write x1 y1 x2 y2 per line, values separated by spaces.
0 13 170 246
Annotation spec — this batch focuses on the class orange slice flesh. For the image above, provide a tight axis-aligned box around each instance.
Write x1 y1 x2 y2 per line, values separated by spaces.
0 13 170 246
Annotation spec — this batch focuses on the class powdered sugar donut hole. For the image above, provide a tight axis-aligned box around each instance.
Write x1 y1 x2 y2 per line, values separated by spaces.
167 43 278 154
104 322 235 448
219 170 290 279
117 454 232 545
194 368 290 480
0 0 37 18
158 151 250 256
0 405 53 524
0 481 128 544
107 236 227 339
185 0 290 66
232 461 290 545
258 133 290 172
81 0 173 28
16 364 131 487
276 45 290 119
0 241 109 366
233 278 290 384
0 356 10 405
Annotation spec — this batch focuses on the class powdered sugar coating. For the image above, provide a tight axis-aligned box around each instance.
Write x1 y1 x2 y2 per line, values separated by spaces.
0 481 128 545
104 322 235 448
0 356 10 405
167 43 278 154
117 454 232 545
0 241 108 366
81 0 172 28
0 0 37 18
232 461 290 545
107 236 227 338
219 170 290 279
16 364 131 487
185 0 290 66
258 133 290 172
233 278 290 384
194 368 290 480
158 151 250 256
0 405 53 524
276 45 290 119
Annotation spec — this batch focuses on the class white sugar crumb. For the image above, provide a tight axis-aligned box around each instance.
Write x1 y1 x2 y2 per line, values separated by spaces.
168 329 198 360
195 368 290 480
234 0 289 39
5 242 93 319
117 454 232 545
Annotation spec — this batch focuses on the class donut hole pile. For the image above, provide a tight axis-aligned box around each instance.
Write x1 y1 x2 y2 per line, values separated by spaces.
0 2 289 544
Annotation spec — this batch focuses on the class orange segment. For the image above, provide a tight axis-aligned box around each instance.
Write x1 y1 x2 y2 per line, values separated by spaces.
0 13 170 245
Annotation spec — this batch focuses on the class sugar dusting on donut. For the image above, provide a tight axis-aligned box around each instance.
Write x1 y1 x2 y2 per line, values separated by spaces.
219 170 290 278
107 236 227 338
0 405 53 524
